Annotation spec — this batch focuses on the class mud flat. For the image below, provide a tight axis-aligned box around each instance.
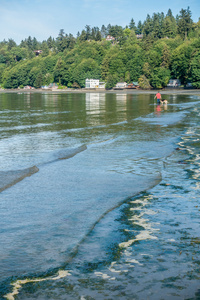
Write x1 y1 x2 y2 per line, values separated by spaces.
0 88 200 95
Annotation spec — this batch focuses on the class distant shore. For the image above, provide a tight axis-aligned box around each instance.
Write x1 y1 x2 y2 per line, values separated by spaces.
0 88 200 96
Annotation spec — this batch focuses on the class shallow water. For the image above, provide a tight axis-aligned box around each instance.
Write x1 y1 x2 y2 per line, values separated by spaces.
0 92 200 299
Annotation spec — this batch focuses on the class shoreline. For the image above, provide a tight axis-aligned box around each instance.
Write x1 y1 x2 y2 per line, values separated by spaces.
0 88 200 95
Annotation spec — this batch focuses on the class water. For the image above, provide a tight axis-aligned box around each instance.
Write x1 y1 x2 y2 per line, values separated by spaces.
0 92 200 299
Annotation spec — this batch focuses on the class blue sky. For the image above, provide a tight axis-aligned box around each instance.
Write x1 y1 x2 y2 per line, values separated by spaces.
0 0 199 44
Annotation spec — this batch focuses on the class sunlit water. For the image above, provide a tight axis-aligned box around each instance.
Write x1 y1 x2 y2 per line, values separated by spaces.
0 92 200 299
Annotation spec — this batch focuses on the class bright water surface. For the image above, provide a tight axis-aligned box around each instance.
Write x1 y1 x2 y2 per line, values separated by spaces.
0 92 200 299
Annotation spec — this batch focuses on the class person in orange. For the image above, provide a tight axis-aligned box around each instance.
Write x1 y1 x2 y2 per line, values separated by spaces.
154 91 162 104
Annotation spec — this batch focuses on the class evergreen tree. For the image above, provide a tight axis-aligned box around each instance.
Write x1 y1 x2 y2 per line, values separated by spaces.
68 34 76 49
101 25 107 38
26 36 33 50
95 30 102 41
56 29 68 52
167 8 173 18
41 42 49 57
163 15 177 38
32 37 40 50
129 18 137 31
85 25 91 40
79 30 87 42
136 20 143 34
177 7 193 39
161 44 171 68
143 14 153 36
47 36 54 49
7 39 16 50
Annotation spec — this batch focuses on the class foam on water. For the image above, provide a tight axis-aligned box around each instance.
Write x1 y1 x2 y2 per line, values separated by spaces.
4 270 71 300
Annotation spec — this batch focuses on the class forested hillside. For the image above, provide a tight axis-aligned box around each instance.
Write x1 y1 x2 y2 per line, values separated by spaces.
0 7 200 89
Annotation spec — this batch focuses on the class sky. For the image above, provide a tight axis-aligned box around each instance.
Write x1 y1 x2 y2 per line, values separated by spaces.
0 0 199 44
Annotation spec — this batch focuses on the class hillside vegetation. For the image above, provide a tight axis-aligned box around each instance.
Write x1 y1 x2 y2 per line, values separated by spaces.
0 7 200 89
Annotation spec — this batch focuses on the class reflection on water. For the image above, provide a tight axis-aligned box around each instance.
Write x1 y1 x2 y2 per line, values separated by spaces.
0 92 200 300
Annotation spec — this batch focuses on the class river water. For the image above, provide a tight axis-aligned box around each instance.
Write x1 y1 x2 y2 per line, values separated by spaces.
0 91 200 299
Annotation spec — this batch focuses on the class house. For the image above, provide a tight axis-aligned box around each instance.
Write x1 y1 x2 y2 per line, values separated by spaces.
114 82 127 90
126 82 139 89
167 79 181 88
48 83 58 89
99 81 106 89
136 34 143 39
106 35 115 41
34 50 42 56
85 79 99 89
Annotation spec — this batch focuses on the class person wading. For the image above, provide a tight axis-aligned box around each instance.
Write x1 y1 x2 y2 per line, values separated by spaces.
154 91 162 105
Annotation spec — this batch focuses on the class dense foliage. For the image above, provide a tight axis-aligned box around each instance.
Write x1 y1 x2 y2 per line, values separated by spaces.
0 7 200 89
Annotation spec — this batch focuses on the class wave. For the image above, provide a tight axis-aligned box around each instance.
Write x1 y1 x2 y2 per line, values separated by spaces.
55 144 87 160
137 111 187 126
0 166 39 193
3 172 162 300
0 145 87 193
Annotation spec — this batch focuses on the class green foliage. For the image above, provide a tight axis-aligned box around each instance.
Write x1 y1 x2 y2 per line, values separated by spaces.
150 67 171 88
72 58 101 87
170 42 193 84
188 46 200 87
0 7 199 90
105 74 119 89
138 75 151 89
177 7 193 39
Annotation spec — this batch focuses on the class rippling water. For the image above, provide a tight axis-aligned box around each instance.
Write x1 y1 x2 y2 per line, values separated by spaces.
0 92 200 300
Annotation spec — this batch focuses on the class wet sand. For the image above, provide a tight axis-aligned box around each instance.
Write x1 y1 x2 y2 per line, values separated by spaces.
0 88 200 95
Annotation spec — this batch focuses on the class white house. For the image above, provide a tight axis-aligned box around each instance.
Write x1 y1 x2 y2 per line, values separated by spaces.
114 82 127 89
167 79 181 88
85 79 99 89
99 81 106 89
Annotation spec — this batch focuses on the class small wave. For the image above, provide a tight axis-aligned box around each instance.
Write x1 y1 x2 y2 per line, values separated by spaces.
56 144 87 160
0 166 39 193
46 144 87 163
137 111 187 126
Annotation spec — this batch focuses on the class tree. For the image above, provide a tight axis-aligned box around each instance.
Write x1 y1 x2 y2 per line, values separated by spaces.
138 75 151 89
56 29 68 52
72 58 101 87
32 37 40 50
129 18 137 31
171 42 193 84
109 25 124 39
105 73 118 89
161 44 171 68
95 30 102 41
79 30 87 42
136 20 143 34
47 36 55 49
85 25 91 40
41 42 49 57
101 25 107 38
26 36 33 50
177 7 193 39
163 16 177 38
150 67 171 88
7 39 16 50
53 57 69 85
143 14 153 37
34 72 44 88
188 49 200 88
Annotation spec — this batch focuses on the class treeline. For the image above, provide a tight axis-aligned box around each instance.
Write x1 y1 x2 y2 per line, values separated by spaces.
0 7 200 89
